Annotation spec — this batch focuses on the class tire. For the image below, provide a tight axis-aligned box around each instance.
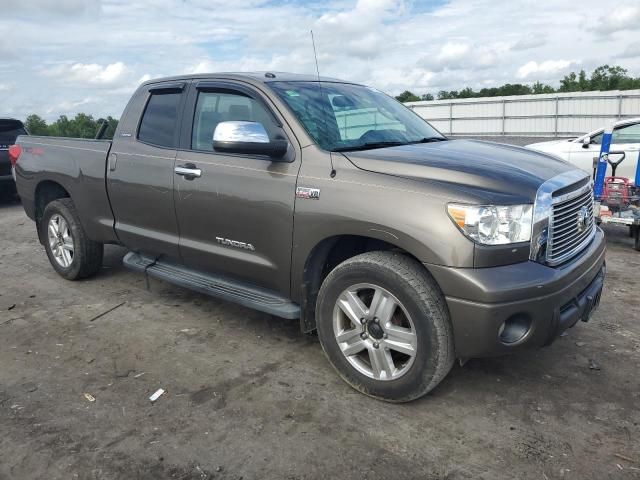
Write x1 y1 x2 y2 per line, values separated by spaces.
316 251 455 402
41 198 103 280
634 226 640 252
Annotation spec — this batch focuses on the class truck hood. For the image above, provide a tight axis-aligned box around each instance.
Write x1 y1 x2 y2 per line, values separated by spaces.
342 139 577 201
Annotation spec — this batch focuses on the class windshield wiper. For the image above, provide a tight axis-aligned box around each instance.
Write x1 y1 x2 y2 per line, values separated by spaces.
331 141 406 152
332 137 447 152
406 137 448 144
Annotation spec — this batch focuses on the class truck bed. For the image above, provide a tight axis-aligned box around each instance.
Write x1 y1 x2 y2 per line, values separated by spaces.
15 135 119 244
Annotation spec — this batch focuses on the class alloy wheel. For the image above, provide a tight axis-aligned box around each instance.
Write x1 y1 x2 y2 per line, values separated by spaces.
47 214 74 268
332 283 417 381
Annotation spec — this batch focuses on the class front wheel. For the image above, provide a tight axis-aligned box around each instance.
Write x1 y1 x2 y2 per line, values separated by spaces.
41 198 103 280
316 251 455 402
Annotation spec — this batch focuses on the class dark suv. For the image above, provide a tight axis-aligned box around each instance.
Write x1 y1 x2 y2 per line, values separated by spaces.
0 118 28 192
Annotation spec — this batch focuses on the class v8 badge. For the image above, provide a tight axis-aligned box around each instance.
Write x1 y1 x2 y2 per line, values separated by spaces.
296 187 320 200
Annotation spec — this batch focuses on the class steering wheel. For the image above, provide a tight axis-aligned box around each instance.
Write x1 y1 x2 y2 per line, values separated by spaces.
358 129 407 143
358 129 382 142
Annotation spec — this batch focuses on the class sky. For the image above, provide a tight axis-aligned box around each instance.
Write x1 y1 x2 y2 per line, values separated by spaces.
1 0 640 121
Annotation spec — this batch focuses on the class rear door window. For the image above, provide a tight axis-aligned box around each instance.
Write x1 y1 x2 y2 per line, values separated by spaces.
138 92 182 148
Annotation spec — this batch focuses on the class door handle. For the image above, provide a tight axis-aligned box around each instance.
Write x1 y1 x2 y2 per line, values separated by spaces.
174 165 202 179
108 153 117 171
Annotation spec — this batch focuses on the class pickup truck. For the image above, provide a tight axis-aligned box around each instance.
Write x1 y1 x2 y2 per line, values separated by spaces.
13 72 606 402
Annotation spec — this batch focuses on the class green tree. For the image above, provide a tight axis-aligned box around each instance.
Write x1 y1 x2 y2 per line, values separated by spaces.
48 115 72 137
24 114 49 135
395 90 421 102
559 72 578 92
437 90 458 100
589 65 630 90
421 93 434 101
531 82 555 94
577 70 589 91
457 87 475 98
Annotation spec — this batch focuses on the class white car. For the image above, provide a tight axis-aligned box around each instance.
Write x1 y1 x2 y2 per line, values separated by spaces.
526 118 640 181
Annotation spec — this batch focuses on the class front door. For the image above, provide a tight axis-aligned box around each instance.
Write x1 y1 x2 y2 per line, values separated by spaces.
173 81 300 295
107 82 187 259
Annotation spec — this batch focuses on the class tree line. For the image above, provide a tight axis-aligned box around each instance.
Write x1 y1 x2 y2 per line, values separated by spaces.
24 114 119 140
395 65 640 102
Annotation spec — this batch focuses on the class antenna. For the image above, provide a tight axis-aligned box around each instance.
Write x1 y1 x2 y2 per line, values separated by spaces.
311 30 321 82
310 30 336 178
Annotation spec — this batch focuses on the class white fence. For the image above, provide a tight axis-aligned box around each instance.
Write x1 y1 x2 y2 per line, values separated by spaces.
406 89 640 137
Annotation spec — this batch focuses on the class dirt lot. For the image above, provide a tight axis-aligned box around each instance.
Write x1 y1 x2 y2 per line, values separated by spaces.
0 194 639 480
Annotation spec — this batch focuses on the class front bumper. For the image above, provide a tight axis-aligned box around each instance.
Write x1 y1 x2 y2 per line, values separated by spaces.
428 227 606 358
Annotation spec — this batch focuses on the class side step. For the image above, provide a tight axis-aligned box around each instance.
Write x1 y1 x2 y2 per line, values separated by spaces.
123 252 300 319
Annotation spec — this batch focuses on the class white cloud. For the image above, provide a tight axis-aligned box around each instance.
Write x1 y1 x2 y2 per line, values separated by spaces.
2 0 101 16
137 74 152 84
187 59 218 75
421 41 504 72
617 42 640 59
437 42 471 62
44 62 128 85
0 0 639 121
594 5 640 35
517 59 578 79
512 37 546 51
49 97 98 113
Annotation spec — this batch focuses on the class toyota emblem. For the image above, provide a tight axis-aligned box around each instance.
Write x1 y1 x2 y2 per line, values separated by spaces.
576 206 589 232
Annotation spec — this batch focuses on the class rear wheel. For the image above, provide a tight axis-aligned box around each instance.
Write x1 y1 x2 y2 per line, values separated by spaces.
41 198 103 280
634 226 640 252
316 251 455 402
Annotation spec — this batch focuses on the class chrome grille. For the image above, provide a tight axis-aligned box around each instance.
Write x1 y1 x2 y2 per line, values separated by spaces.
547 183 595 265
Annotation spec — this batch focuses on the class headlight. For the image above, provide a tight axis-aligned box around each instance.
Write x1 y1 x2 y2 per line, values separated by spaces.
447 204 533 245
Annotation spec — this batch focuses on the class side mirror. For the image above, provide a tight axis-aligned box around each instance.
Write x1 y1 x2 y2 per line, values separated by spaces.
582 136 591 148
213 121 288 159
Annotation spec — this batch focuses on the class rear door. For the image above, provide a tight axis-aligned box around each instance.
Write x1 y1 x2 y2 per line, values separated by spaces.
173 80 300 295
106 82 187 259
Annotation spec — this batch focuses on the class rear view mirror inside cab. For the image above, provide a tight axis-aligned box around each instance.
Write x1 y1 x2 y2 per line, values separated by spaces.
331 95 356 109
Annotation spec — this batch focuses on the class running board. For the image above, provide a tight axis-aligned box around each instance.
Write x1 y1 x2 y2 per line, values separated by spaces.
123 252 300 319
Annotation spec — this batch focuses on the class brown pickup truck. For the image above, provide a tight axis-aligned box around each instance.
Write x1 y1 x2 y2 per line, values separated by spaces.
13 72 606 402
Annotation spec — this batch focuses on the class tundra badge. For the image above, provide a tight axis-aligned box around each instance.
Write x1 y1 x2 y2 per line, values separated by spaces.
216 237 256 251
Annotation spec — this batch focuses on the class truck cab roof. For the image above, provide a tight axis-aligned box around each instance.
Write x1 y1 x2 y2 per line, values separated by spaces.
140 71 356 88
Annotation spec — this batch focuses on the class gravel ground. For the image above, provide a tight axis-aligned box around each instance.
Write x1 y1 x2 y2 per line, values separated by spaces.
1 144 639 479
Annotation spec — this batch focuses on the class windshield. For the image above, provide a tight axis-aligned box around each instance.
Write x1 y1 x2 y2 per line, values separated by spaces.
0 121 26 144
269 81 445 151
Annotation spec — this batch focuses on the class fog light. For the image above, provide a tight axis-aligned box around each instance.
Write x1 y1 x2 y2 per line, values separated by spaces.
498 314 532 345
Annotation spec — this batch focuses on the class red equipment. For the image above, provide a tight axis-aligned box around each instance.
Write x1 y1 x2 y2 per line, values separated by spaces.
601 176 632 210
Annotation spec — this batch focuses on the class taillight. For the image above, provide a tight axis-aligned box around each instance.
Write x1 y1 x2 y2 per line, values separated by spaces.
8 144 22 167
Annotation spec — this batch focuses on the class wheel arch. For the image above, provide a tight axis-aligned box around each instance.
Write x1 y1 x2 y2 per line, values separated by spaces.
296 234 430 333
34 180 71 244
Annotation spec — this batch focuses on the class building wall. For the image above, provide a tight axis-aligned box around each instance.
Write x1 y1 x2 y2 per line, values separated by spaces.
406 90 640 137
